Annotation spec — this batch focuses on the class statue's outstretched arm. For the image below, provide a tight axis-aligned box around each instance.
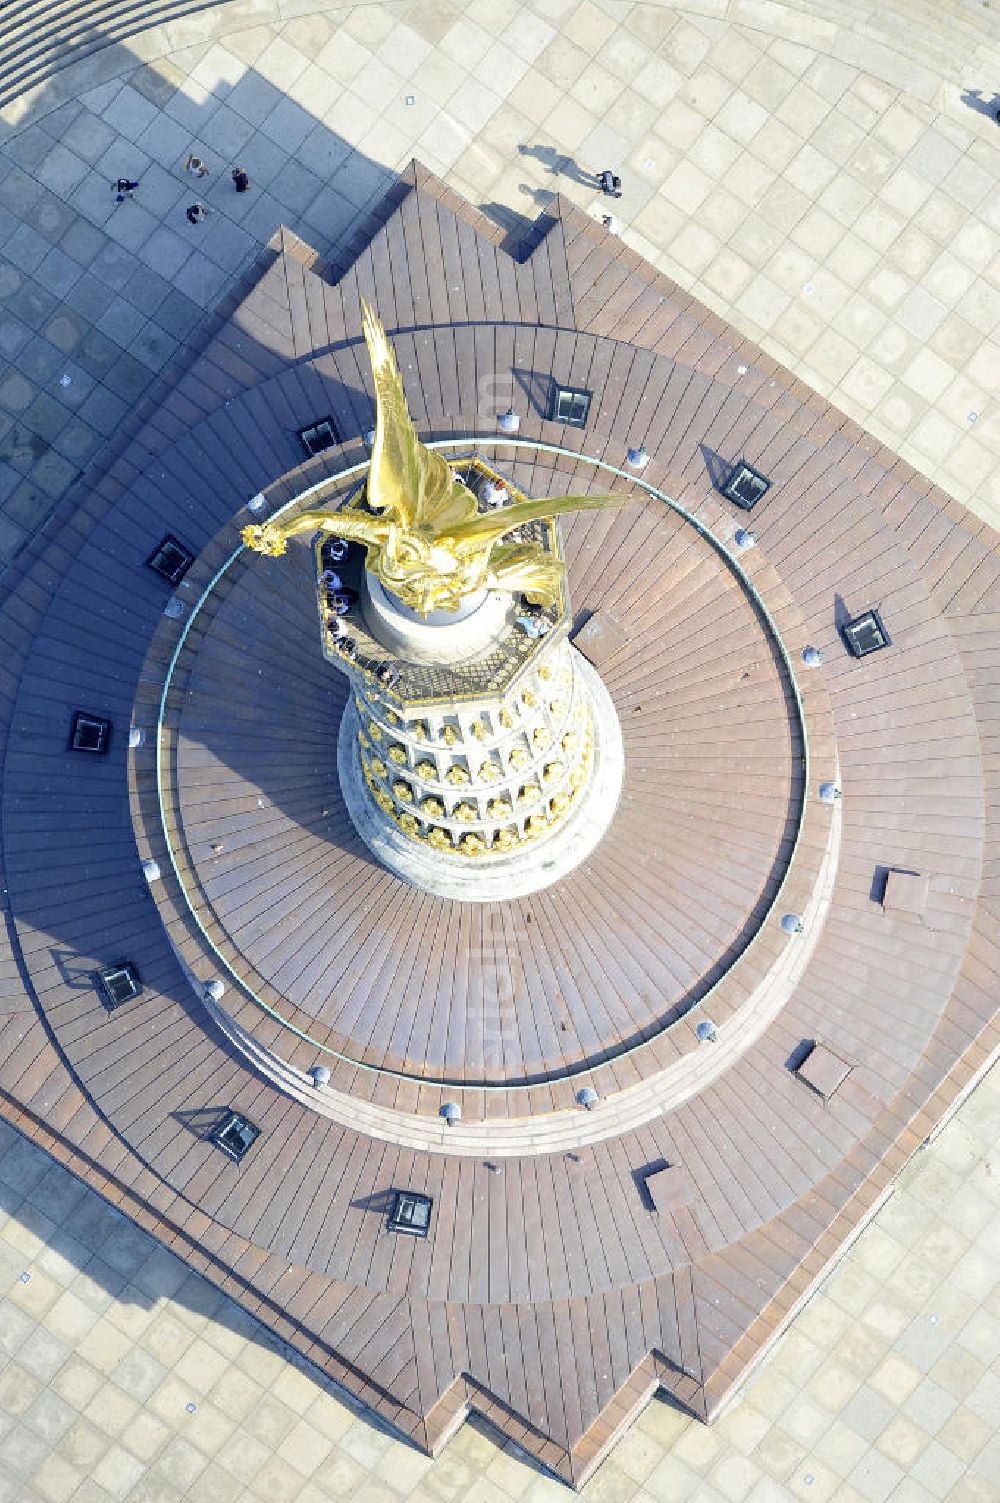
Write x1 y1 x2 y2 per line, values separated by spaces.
242 509 391 557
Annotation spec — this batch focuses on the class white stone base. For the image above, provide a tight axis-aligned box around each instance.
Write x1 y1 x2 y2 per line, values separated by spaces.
363 575 510 664
337 653 624 901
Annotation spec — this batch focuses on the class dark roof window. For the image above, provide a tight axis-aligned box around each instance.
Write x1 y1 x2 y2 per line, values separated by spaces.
841 608 890 658
551 387 592 428
98 963 142 1009
299 419 340 456
146 535 194 586
721 462 770 511
388 1190 432 1238
210 1111 260 1162
69 711 112 754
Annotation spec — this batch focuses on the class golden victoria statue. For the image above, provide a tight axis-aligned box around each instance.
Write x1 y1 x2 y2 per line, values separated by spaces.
242 302 622 615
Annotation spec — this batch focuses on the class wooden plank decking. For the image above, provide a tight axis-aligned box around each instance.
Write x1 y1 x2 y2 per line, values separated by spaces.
0 163 998 1486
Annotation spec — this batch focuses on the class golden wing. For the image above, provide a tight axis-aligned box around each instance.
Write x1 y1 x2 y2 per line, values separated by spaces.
362 302 476 535
484 543 565 607
451 490 626 547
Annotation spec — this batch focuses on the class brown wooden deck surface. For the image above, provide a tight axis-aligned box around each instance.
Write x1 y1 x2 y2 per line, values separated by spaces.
165 474 800 1085
0 163 998 1486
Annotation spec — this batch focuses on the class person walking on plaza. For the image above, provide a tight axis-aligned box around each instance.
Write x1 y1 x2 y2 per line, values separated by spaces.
112 178 139 201
231 166 250 192
186 203 209 225
184 154 210 178
599 170 623 199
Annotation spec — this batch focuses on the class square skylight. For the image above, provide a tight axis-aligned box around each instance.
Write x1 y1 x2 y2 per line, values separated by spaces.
210 1111 261 1162
721 462 770 510
146 535 194 586
388 1190 432 1237
98 963 142 1009
551 387 592 427
299 419 340 456
69 711 112 754
841 608 890 658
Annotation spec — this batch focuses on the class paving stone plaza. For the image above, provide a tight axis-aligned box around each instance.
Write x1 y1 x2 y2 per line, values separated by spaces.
1 0 999 561
2 1071 998 1503
1 1 999 1501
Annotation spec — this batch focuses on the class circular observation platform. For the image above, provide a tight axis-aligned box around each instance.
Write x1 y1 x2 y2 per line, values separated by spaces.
135 443 824 1099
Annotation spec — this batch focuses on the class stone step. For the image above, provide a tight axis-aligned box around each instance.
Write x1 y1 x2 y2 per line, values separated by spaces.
785 0 994 65
0 0 223 111
803 0 994 41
